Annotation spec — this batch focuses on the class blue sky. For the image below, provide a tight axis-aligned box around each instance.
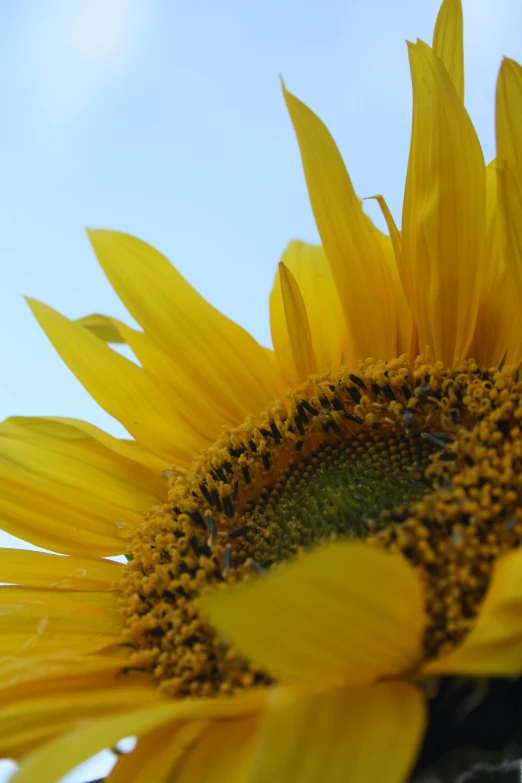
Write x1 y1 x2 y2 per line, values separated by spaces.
1 0 522 779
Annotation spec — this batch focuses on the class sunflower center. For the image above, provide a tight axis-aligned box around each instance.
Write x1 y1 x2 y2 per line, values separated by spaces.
118 358 522 698
232 434 432 568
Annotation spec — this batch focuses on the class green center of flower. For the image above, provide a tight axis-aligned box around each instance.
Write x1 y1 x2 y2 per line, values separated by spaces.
233 434 433 569
118 358 522 699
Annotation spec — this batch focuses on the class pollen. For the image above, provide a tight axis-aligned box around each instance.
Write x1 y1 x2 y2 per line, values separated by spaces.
117 357 522 697
373 363 522 660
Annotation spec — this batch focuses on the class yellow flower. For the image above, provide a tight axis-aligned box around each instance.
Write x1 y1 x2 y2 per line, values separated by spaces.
2 0 522 782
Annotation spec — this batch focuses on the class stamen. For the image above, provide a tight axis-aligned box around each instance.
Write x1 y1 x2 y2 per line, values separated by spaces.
344 412 364 424
246 558 267 577
371 381 381 397
347 386 362 404
204 510 216 538
294 416 305 436
381 383 396 402
210 489 222 512
348 373 366 389
189 510 206 529
262 453 271 470
270 420 282 444
421 432 453 448
299 399 319 416
223 544 232 570
222 496 234 518
200 483 213 505
189 535 212 558
228 524 248 538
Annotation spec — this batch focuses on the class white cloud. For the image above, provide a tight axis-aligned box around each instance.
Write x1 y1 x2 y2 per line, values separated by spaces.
16 0 153 123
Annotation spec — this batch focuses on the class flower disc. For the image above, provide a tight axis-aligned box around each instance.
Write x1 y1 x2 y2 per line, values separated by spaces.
119 356 522 700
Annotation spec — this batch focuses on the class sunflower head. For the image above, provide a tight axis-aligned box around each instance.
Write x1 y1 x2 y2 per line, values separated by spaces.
119 356 522 720
3 0 522 782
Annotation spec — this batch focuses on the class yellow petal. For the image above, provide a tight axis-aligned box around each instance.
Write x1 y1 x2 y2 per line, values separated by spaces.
282 83 398 362
471 160 515 368
482 159 503 296
11 690 265 783
174 715 259 783
87 230 285 421
367 196 403 275
253 682 426 783
473 270 516 369
0 464 128 557
270 241 348 381
496 58 522 313
0 416 166 556
0 587 122 657
432 0 464 100
1 549 122 590
0 651 133 702
80 312 239 446
0 681 162 759
271 261 316 384
114 319 225 445
402 40 485 366
1 416 166 516
76 313 125 343
107 721 210 783
423 547 522 676
11 704 181 783
203 541 425 685
26 299 197 466
369 211 415 359
41 415 168 474
486 160 502 269
496 57 522 166
498 160 522 309
505 314 522 367
263 345 279 372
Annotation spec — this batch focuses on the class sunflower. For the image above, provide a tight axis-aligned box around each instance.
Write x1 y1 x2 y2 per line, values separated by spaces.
2 0 522 782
